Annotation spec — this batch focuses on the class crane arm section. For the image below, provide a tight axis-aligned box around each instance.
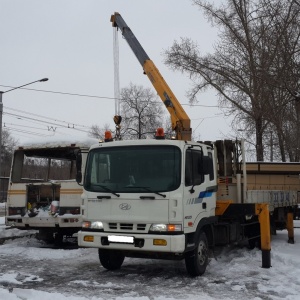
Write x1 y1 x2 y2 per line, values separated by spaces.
110 12 192 141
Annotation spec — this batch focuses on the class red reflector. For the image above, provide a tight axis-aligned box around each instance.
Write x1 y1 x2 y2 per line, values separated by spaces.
9 208 23 215
69 208 80 215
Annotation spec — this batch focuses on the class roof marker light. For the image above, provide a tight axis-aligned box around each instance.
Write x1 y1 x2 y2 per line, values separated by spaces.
104 131 113 142
155 127 165 139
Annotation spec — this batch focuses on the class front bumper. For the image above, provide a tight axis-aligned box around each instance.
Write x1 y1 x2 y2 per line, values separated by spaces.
78 231 186 253
6 215 82 228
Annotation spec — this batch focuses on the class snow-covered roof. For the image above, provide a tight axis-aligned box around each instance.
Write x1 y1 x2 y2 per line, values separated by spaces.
15 137 100 150
89 138 187 150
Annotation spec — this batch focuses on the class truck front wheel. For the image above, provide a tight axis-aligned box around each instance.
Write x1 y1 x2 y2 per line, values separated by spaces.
98 249 125 270
185 231 208 276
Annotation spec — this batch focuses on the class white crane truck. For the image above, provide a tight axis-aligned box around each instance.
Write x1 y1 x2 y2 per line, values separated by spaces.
77 13 297 276
5 138 97 244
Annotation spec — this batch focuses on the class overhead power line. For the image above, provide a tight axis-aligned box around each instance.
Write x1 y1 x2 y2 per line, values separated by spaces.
3 111 90 134
5 126 55 137
0 84 228 108
0 85 117 100
5 106 89 128
4 122 52 131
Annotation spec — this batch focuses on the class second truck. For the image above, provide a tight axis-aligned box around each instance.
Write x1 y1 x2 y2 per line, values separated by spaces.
5 138 97 244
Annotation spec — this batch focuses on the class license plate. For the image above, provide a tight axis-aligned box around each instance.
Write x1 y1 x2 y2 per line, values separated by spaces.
108 235 134 244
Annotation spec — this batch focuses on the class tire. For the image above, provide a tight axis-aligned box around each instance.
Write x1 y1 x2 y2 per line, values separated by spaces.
185 231 209 277
98 249 125 270
54 233 64 246
37 229 55 244
248 237 261 250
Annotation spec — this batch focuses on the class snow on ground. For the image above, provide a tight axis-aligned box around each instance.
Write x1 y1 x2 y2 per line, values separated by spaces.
1 215 300 299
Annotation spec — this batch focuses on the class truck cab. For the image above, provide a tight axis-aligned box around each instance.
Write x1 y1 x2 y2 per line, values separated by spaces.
78 138 217 274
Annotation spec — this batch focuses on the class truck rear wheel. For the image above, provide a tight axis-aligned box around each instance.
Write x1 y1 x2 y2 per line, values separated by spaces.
185 231 208 276
98 249 125 270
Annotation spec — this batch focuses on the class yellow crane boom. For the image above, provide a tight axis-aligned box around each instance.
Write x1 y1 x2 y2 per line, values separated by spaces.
110 12 192 141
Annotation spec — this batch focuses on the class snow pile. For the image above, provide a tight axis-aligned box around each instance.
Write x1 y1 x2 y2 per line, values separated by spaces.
0 215 36 239
0 216 300 299
0 288 89 300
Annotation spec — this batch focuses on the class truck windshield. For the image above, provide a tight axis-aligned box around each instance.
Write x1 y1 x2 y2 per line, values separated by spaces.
84 145 181 193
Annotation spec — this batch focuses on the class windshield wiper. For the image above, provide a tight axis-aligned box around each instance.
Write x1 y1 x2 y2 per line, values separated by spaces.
96 184 120 197
125 186 166 198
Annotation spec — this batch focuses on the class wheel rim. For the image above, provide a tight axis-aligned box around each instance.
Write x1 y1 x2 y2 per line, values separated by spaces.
197 240 207 266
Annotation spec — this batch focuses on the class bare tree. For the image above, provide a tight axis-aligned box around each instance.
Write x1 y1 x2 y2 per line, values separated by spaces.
164 0 300 161
1 129 18 176
88 123 111 140
260 1 300 161
120 83 166 139
88 84 167 141
161 116 174 140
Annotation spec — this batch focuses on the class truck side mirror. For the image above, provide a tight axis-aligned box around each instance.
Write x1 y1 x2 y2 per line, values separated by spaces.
75 150 83 185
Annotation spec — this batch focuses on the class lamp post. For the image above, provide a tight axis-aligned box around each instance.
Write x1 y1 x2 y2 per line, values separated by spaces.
0 78 48 183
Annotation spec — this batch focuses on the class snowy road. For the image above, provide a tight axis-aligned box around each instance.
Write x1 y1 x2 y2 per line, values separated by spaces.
1 219 300 299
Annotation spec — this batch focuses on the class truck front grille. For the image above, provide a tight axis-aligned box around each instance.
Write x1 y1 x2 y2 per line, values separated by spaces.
108 223 147 232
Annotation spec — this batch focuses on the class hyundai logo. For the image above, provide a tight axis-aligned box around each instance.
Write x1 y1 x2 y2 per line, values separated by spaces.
119 203 131 210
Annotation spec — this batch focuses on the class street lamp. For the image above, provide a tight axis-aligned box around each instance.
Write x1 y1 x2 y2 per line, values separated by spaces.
0 78 48 181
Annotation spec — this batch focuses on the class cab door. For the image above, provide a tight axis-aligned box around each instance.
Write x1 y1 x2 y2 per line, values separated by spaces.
183 145 217 229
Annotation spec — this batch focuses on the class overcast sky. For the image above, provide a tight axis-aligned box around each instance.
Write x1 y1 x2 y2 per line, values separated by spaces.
0 0 232 144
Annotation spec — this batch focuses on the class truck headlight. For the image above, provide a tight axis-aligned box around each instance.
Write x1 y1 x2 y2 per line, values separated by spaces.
149 224 182 232
82 221 103 230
